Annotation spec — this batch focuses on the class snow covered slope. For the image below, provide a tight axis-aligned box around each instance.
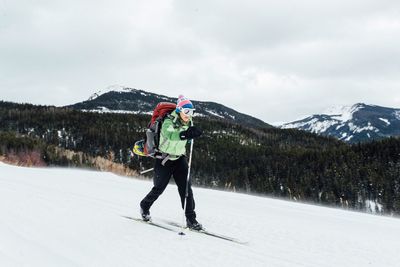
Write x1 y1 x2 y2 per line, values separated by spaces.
281 103 400 143
1 162 400 267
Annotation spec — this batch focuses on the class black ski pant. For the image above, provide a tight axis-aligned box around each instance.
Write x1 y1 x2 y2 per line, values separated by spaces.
140 156 196 220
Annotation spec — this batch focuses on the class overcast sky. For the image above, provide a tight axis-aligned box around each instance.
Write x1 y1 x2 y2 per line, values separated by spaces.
1 0 400 124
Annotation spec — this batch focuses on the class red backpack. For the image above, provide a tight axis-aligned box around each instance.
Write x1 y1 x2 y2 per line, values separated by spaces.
144 102 176 156
149 102 176 126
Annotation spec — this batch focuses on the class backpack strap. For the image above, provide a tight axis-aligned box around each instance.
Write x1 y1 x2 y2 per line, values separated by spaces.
154 153 180 165
161 155 170 166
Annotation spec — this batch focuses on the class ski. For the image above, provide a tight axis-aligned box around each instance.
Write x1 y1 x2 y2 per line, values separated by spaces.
122 216 247 244
122 216 178 233
161 219 248 245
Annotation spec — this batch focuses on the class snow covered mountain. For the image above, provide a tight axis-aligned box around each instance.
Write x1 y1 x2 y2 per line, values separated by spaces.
1 162 400 267
280 103 400 143
68 85 271 129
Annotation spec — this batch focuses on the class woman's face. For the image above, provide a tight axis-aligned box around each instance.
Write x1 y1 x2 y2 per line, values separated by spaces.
179 111 191 123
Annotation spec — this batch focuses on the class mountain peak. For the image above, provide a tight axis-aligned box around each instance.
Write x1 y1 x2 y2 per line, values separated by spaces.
281 103 400 143
70 86 272 129
322 103 367 122
88 85 138 101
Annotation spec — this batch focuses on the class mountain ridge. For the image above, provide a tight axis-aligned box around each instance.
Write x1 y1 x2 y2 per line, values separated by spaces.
281 103 400 143
67 86 272 129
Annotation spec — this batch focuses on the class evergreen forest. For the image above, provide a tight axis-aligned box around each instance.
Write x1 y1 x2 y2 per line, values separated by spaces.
1 101 399 215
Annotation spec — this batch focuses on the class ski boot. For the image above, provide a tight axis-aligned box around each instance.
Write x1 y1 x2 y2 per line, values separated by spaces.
186 218 203 231
140 208 151 222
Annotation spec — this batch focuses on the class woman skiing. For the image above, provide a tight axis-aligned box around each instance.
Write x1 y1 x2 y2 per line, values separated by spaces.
139 95 203 230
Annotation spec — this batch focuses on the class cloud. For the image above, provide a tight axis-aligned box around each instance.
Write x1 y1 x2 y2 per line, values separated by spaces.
0 0 400 123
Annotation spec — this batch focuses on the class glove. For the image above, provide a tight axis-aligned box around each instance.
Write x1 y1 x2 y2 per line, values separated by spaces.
179 126 202 140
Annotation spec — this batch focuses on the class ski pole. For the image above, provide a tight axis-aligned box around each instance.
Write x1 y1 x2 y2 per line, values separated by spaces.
179 139 194 236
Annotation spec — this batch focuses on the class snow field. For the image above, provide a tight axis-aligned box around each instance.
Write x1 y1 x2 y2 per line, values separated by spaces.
1 162 400 267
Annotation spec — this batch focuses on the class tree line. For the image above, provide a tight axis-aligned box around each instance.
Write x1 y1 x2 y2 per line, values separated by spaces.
1 101 399 215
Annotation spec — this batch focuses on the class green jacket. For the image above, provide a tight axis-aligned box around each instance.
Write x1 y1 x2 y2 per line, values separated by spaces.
158 111 192 159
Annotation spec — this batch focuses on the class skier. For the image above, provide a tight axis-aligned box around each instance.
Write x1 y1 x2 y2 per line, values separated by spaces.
139 95 203 230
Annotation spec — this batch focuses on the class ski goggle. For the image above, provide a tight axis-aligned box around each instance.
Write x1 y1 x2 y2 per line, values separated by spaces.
181 108 195 116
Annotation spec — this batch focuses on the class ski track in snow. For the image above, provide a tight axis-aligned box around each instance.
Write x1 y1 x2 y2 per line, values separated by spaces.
1 163 400 267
